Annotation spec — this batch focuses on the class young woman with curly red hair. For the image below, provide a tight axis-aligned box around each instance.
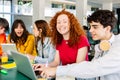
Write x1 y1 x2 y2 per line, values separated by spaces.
48 9 90 66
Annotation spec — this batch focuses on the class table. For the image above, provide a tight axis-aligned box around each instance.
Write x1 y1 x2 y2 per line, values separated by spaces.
0 58 31 80
0 58 55 80
0 67 31 80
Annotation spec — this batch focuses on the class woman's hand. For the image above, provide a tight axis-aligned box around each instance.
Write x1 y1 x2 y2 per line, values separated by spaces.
32 64 45 76
33 64 44 70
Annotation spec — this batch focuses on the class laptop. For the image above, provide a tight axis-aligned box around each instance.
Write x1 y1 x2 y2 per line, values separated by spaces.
1 43 18 55
10 51 41 80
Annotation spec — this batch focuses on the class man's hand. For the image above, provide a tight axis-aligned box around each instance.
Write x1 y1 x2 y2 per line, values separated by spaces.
41 67 57 78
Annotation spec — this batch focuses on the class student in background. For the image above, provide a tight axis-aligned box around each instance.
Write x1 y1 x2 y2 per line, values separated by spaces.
38 10 120 80
34 9 90 79
28 20 56 64
7 19 37 56
0 17 9 56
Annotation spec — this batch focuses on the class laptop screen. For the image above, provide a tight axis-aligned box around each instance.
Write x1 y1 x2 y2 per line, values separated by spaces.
11 51 37 80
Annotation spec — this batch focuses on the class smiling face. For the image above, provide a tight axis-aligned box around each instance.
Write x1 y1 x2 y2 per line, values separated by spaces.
14 23 24 37
56 14 70 40
89 21 110 41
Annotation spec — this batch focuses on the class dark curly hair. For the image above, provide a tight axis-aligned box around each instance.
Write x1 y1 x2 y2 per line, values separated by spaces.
10 19 29 44
50 9 85 47
87 10 117 32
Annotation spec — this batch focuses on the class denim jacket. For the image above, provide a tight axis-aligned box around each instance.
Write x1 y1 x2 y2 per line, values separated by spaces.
34 37 56 64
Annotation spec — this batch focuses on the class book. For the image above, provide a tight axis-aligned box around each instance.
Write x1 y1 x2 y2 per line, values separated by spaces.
1 62 16 69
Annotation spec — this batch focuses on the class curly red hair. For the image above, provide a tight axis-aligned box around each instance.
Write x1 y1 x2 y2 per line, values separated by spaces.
50 9 86 47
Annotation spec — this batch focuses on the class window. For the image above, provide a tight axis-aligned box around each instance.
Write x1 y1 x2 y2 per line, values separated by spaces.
91 7 99 11
17 0 32 15
66 5 75 10
52 3 63 8
0 0 12 33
